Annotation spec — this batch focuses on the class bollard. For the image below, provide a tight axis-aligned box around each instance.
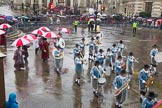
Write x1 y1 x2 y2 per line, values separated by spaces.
0 52 6 108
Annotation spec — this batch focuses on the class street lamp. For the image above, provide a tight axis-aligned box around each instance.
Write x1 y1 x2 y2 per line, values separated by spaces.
0 52 6 108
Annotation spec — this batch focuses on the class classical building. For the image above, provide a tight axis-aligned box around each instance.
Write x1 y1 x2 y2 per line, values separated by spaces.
107 0 162 17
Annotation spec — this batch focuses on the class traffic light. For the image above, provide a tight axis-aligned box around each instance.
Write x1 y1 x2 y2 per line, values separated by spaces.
101 6 105 11
49 2 54 10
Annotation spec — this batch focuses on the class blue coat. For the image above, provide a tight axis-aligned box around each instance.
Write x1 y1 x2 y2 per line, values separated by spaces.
79 41 85 54
90 66 101 79
142 98 155 108
138 69 149 89
117 43 124 52
75 57 83 72
113 75 128 89
150 48 158 57
73 47 80 59
105 51 113 63
111 47 118 54
6 93 18 108
96 53 105 65
115 60 123 74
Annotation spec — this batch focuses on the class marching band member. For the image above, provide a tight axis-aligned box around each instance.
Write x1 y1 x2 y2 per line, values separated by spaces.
53 45 64 73
138 64 150 103
111 44 118 70
79 38 86 57
126 52 136 80
88 37 95 60
90 61 101 97
96 49 105 67
117 40 125 57
73 44 80 61
94 36 101 57
105 48 113 76
75 53 83 86
115 56 123 76
150 44 158 76
142 91 158 108
113 70 128 108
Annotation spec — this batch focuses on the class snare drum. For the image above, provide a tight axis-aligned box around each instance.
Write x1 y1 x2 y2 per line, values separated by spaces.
98 78 106 85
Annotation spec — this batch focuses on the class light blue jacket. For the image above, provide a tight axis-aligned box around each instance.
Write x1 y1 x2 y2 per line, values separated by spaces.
6 93 18 108
138 69 149 89
150 48 158 57
142 98 156 108
115 60 123 74
111 47 118 54
117 43 124 52
96 53 105 65
73 47 80 59
90 66 101 79
89 41 94 50
75 57 83 72
113 75 128 89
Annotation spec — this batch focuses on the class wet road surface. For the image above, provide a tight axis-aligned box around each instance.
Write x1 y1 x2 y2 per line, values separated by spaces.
3 27 162 108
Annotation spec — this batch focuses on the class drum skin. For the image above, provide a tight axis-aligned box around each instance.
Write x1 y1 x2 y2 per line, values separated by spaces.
98 78 106 85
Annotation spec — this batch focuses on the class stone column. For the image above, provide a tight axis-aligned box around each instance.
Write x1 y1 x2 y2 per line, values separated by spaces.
151 0 162 17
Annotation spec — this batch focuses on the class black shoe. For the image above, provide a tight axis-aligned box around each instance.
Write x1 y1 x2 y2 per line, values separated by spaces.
115 104 119 108
93 91 95 94
94 92 99 97
140 98 142 103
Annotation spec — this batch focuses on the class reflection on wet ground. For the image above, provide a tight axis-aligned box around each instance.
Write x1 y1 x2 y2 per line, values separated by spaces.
3 27 162 108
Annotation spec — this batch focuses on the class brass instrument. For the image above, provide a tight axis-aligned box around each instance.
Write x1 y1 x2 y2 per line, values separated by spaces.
145 76 154 88
114 80 130 97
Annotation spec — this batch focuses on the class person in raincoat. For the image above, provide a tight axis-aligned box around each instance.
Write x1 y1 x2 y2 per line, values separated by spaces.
150 44 158 76
6 92 18 108
73 19 79 32
132 21 137 34
113 70 128 108
40 38 49 63
138 64 150 103
75 53 83 86
13 46 24 70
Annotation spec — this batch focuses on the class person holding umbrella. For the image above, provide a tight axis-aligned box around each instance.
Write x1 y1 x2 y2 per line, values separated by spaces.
40 38 49 63
13 46 24 70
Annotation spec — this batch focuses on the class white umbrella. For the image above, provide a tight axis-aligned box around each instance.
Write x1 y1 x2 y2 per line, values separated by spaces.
39 26 50 32
11 38 31 46
0 30 5 35
42 32 60 38
22 34 37 41
0 23 12 29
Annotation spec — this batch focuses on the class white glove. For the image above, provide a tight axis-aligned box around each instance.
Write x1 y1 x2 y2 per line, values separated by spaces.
142 80 146 83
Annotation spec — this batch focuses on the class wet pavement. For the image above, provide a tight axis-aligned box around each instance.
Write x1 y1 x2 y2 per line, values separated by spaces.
2 25 162 108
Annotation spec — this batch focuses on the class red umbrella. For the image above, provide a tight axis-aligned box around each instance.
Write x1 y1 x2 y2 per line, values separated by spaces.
58 28 70 34
0 30 5 35
42 32 60 38
22 34 37 41
39 26 50 32
31 29 44 35
0 23 12 29
11 38 31 46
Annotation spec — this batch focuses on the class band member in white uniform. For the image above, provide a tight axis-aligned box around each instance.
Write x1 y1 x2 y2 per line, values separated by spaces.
117 40 125 57
115 56 123 76
96 49 105 67
73 44 80 61
105 48 113 76
150 44 158 76
53 45 64 73
111 44 118 70
113 70 128 108
79 38 86 57
138 64 150 103
94 36 101 57
75 53 83 86
88 37 95 60
90 61 101 97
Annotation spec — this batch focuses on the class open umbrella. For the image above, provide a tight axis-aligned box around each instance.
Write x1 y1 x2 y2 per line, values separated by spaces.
42 32 60 38
0 23 12 29
58 28 70 34
39 26 50 32
11 38 31 46
0 30 5 35
31 29 44 35
22 34 37 41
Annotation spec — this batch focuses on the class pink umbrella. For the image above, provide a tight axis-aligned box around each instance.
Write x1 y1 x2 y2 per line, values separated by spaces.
31 29 44 35
0 30 5 35
42 32 60 38
22 34 37 41
11 38 31 46
58 28 70 34
147 19 153 22
0 23 12 29
39 26 50 32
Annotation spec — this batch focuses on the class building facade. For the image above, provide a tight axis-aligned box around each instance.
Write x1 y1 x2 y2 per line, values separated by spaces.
108 0 162 17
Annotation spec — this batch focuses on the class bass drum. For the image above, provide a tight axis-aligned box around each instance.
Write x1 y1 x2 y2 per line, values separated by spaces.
155 52 162 63
58 38 65 49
